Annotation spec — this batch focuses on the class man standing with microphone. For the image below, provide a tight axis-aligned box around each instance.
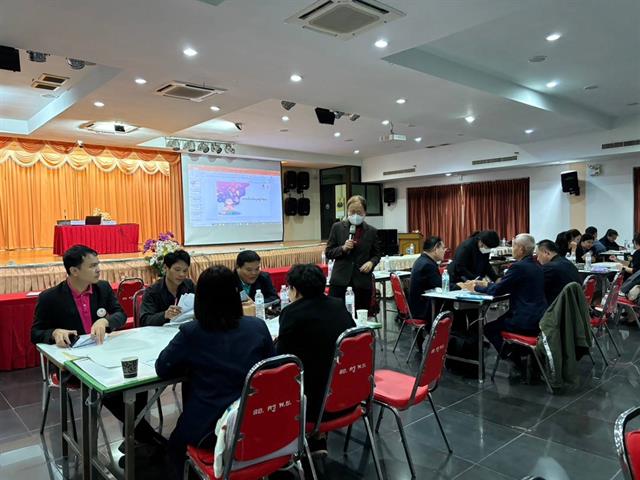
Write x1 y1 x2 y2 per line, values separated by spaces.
325 195 382 312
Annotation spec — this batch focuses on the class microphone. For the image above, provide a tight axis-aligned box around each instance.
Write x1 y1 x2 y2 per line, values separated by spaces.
348 224 356 241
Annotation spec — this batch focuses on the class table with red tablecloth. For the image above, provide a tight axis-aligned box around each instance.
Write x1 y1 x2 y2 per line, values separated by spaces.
0 265 327 371
53 224 140 255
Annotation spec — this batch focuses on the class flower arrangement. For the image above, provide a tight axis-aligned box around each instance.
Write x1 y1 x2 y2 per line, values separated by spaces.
143 231 181 275
92 208 112 221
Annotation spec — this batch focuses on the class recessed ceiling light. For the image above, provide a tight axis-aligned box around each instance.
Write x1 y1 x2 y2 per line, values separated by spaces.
134 78 147 85
353 149 360 154
546 80 558 88
334 132 341 137
281 115 289 122
290 74 303 82
464 115 475 124
445 173 452 177
525 129 534 134
210 105 221 112
93 101 104 108
584 85 598 90
381 120 390 125
183 47 198 57
528 55 547 63
546 33 562 42
374 39 388 49
396 98 406 104
414 137 422 142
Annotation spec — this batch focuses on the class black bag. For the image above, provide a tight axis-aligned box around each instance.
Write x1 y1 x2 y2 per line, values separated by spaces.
445 331 480 378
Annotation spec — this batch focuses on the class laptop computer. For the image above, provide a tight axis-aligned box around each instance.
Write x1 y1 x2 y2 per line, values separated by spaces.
85 215 102 225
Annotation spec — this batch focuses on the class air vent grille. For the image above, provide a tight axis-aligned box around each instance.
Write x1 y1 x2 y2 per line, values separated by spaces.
39 73 68 85
472 155 518 166
31 81 58 91
383 167 416 176
602 139 640 149
155 82 227 102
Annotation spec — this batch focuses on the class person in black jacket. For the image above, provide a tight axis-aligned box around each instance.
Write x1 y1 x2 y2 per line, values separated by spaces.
408 236 445 321
277 263 355 454
575 233 595 263
156 266 275 479
599 229 622 251
325 195 382 311
555 229 581 258
234 250 278 304
31 245 164 456
623 233 640 278
447 230 500 284
536 239 581 305
140 250 195 326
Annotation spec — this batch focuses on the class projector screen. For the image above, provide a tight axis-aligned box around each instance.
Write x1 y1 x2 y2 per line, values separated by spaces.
181 154 283 245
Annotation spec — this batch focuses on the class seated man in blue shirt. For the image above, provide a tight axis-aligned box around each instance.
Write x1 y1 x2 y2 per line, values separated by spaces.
460 234 547 366
408 236 445 323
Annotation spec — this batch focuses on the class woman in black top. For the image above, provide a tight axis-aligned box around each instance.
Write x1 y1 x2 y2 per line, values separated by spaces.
447 230 500 284
555 229 581 258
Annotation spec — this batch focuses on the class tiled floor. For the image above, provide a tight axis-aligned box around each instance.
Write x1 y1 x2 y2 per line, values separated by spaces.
1 318 638 480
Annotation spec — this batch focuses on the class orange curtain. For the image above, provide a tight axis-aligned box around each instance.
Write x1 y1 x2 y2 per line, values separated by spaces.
462 178 529 242
407 185 464 249
0 138 184 250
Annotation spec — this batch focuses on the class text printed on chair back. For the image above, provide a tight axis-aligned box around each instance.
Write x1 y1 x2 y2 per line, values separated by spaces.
416 312 453 392
390 273 411 317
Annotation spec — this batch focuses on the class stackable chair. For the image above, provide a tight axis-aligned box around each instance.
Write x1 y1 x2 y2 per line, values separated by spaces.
615 406 640 479
390 273 427 362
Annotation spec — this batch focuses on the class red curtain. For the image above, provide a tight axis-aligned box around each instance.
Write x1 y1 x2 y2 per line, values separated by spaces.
407 178 530 249
635 168 640 235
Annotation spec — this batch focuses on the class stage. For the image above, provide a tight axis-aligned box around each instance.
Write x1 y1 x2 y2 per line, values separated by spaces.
0 241 326 295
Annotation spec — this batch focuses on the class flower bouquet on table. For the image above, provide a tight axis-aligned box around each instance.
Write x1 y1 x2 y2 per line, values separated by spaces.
92 208 112 221
143 231 181 276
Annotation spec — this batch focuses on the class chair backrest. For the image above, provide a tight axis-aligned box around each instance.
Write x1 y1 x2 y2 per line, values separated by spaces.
132 288 145 328
412 311 453 401
390 273 411 318
312 327 376 432
117 277 144 318
615 406 640 480
227 355 304 477
603 272 624 319
583 275 598 306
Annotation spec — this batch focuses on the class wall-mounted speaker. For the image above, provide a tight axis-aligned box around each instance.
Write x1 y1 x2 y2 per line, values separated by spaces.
284 171 297 192
297 197 310 216
561 170 580 196
284 197 298 216
0 46 20 72
314 107 335 125
383 187 396 205
296 171 310 192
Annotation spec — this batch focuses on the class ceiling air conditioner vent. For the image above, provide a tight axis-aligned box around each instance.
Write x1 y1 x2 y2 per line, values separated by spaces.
601 139 640 150
38 73 68 85
383 167 416 176
285 0 405 39
31 81 59 91
155 81 227 102
472 155 518 166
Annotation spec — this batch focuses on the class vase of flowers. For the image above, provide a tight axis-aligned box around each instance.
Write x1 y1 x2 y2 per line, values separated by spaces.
143 231 181 276
92 208 112 221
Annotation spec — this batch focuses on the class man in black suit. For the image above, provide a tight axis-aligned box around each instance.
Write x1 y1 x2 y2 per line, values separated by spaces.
325 195 382 311
31 245 165 461
447 230 500 284
234 250 278 303
408 236 445 321
277 263 355 454
537 239 582 305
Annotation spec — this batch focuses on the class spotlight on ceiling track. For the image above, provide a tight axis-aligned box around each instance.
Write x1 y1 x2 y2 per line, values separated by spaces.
27 51 48 63
166 138 181 151
234 122 243 131
197 141 210 154
281 100 296 111
349 114 360 121
225 144 235 154
184 140 196 152
213 143 222 154
333 111 345 120
66 58 87 70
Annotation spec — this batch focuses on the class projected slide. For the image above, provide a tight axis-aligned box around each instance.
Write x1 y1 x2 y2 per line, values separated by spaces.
182 155 283 245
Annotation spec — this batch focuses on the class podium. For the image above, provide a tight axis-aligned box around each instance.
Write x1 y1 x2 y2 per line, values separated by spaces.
398 232 423 255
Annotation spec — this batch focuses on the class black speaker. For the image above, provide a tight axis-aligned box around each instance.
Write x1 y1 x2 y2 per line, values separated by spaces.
561 170 580 195
284 171 297 192
296 171 310 193
314 107 335 125
383 187 396 205
377 229 399 256
284 197 298 216
297 197 310 216
0 46 20 72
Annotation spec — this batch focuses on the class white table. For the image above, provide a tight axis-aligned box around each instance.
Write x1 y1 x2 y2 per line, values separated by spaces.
423 290 510 384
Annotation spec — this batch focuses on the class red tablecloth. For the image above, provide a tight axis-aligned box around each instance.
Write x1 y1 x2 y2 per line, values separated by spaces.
53 224 140 255
0 266 328 371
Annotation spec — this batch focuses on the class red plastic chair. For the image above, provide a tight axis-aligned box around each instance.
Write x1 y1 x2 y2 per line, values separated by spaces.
132 287 146 328
117 277 144 330
40 365 79 438
184 355 306 480
615 406 640 479
390 273 427 362
583 275 598 308
308 326 383 480
373 312 453 478
591 272 624 364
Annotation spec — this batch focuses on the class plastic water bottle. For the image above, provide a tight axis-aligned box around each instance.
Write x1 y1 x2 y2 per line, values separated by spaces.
585 252 592 271
501 238 507 247
442 270 450 293
383 255 390 272
321 251 326 265
255 289 265 320
407 243 415 255
279 285 289 309
345 287 355 319
327 259 334 281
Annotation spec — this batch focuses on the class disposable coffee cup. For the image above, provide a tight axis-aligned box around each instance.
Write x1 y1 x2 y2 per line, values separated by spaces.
121 357 138 379
356 309 369 325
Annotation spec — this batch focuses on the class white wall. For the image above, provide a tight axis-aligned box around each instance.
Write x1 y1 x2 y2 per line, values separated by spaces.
372 155 640 243
282 168 321 241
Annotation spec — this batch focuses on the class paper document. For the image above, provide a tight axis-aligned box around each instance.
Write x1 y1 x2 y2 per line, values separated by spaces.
167 293 196 325
265 317 280 339
71 334 100 349
74 358 158 388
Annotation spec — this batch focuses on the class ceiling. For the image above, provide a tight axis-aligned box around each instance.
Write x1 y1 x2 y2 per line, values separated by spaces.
0 0 638 160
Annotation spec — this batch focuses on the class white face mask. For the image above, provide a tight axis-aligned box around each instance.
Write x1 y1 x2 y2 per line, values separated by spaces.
348 214 364 226
479 247 492 254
